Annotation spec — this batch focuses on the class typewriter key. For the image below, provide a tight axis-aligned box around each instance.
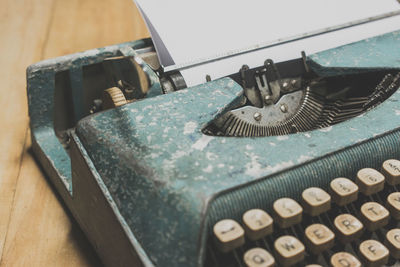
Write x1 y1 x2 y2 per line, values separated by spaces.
334 214 364 243
359 240 389 267
302 187 331 216
382 159 400 185
360 202 390 231
213 219 245 253
387 192 400 220
304 223 335 254
330 178 358 206
243 247 275 267
273 198 302 229
242 209 273 241
330 252 361 267
385 228 400 259
274 235 305 266
356 168 385 196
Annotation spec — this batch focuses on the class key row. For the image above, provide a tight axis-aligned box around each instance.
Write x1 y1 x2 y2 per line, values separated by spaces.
241 228 400 267
214 208 393 254
213 159 400 243
214 191 400 252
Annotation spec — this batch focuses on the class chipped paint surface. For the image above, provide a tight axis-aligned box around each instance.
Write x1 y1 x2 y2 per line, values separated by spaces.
192 135 214 151
319 126 333 132
77 69 400 267
183 121 198 135
277 135 289 141
77 31 400 266
309 30 400 76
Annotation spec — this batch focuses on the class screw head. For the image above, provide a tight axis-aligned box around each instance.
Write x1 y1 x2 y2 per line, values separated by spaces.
280 104 288 113
253 112 262 121
264 95 273 104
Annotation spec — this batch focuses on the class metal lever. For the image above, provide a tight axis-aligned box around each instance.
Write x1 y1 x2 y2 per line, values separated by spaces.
240 65 263 108
240 60 284 108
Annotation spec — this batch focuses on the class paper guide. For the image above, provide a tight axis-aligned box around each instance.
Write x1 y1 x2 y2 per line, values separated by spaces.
134 0 400 87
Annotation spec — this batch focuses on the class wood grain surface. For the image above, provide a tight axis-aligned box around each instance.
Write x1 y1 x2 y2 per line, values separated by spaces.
0 0 149 266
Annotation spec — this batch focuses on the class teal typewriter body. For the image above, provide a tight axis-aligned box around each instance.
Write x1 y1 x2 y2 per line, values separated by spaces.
27 30 400 267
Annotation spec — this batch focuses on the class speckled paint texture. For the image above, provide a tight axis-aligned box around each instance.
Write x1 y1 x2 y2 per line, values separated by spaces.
76 31 400 267
29 31 400 267
309 30 400 75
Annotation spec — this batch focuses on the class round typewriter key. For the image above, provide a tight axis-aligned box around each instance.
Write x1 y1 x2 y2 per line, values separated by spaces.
274 235 305 266
356 168 385 196
360 202 390 231
385 228 400 259
302 187 331 216
382 159 400 185
334 214 363 243
359 240 389 267
304 223 335 254
273 198 302 229
330 178 358 206
387 192 400 220
243 247 275 267
242 209 273 241
330 252 361 267
213 219 245 253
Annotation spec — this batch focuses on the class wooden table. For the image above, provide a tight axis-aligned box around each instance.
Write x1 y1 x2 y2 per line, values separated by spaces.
0 0 149 265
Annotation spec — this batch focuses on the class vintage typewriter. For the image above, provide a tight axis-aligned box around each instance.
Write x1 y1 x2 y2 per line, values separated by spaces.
27 3 400 267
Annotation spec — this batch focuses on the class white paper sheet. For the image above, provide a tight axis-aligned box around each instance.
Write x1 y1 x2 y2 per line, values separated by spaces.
134 0 400 86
